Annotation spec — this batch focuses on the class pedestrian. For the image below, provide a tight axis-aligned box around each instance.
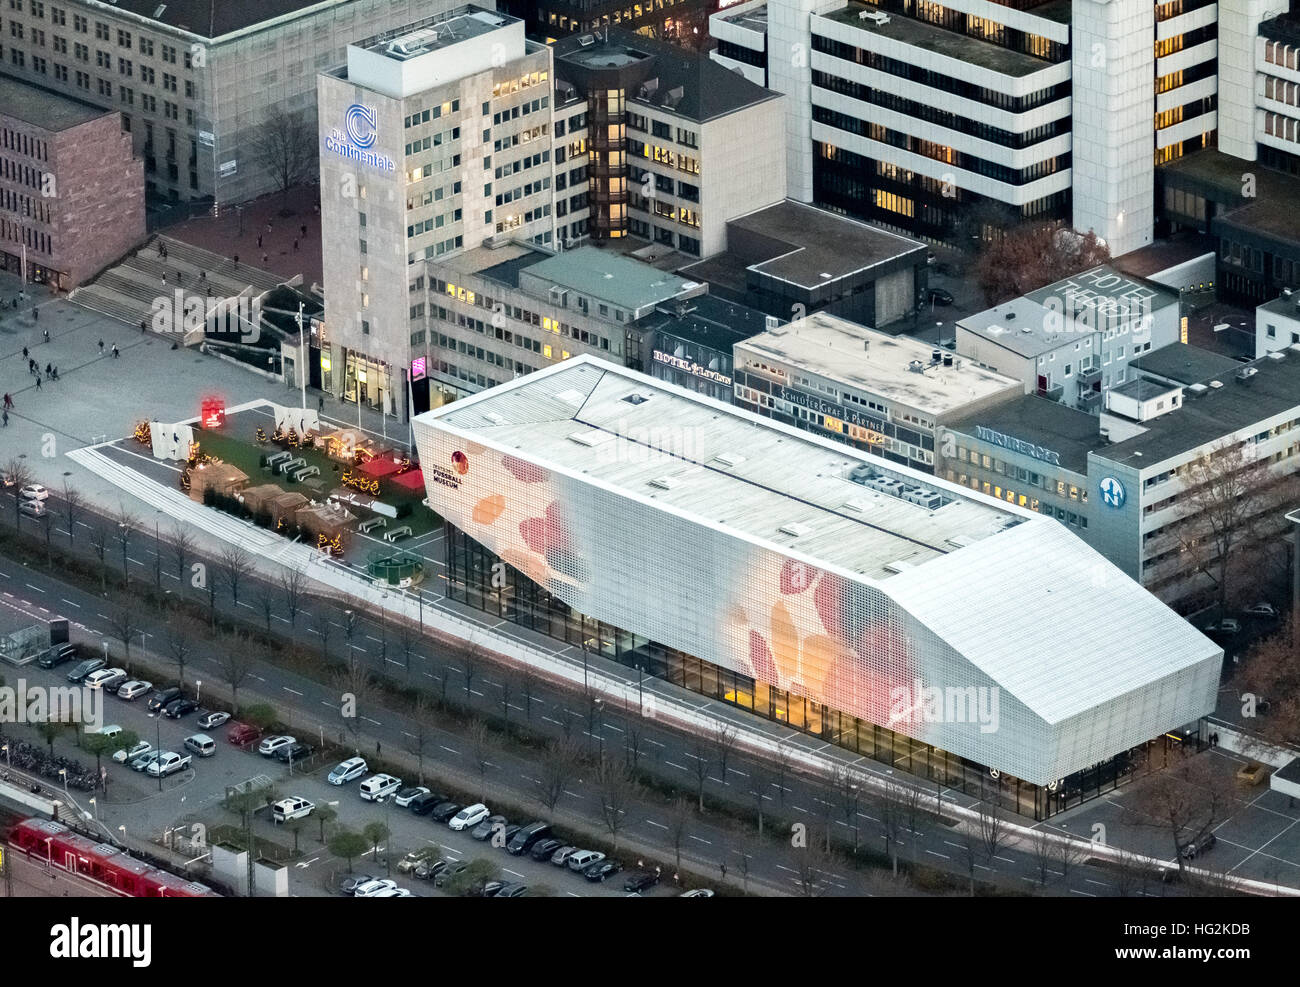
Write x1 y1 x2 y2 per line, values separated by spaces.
52 366 58 380
34 375 41 390
42 329 48 343
44 363 51 379
33 307 38 322
293 238 299 252
262 254 268 265
21 346 28 361
112 344 119 359
318 395 325 413
719 861 727 879
140 319 147 333
376 741 382 756
162 271 167 286
3 393 11 410
200 270 206 282
301 223 307 238
97 338 104 353
257 234 263 249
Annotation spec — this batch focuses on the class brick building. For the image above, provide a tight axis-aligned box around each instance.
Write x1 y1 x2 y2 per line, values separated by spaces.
0 75 144 290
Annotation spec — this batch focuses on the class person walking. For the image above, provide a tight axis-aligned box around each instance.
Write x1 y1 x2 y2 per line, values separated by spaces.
21 346 28 361
44 363 51 379
97 338 104 354
34 375 41 390
2 394 11 410
52 366 58 380
42 329 48 343
293 238 299 252
233 254 239 267
257 234 263 249
318 395 325 414
33 307 38 323
111 344 119 359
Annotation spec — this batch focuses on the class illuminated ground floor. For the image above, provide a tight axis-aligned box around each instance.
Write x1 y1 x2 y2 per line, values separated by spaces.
444 522 1204 820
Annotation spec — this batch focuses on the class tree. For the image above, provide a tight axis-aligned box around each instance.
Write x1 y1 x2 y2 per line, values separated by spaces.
217 638 256 714
60 482 83 547
284 818 306 856
498 673 515 736
3 458 31 530
39 511 54 565
688 736 712 813
247 107 316 205
164 614 201 688
467 717 492 801
87 518 110 592
1173 440 1300 615
460 640 481 705
710 722 738 788
314 803 338 844
1127 751 1238 878
879 782 909 878
253 581 277 634
403 695 434 785
107 600 141 662
772 742 792 808
396 617 418 681
37 720 67 754
113 504 138 586
361 820 390 874
443 858 499 897
1028 827 1056 887
667 796 691 873
519 666 538 722
241 703 280 733
973 225 1111 305
1237 622 1300 747
219 543 255 608
334 656 380 748
791 845 832 897
538 737 580 818
311 606 334 662
748 764 773 839
327 828 369 872
833 766 863 854
279 567 307 631
83 730 134 789
169 523 196 585
595 760 638 852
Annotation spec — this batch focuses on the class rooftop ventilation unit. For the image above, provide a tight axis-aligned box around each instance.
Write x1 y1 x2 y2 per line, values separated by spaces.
883 560 914 574
908 360 926 373
567 429 613 447
649 476 677 490
945 535 976 549
663 86 685 109
1236 366 1258 382
778 522 813 537
483 411 507 425
1208 380 1224 389
1267 350 1287 361
153 3 167 17
860 9 891 24
713 452 746 468
764 315 781 330
1186 382 1208 398
578 34 596 46
623 393 650 405
843 498 870 513
943 353 953 367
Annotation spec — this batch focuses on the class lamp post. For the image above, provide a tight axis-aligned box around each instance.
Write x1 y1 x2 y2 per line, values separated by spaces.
295 301 307 411
88 797 97 822
636 665 644 718
155 716 162 792
1287 508 1300 627
195 679 203 705
2 743 9 772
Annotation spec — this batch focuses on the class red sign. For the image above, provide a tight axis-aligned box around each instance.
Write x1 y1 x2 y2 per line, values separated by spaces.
201 398 226 429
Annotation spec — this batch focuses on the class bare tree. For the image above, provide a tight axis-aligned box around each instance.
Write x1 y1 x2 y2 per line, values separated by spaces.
164 614 201 688
1053 834 1090 882
467 717 492 801
519 666 538 722
879 782 909 877
1028 828 1056 887
396 618 418 681
60 482 83 547
710 722 738 788
833 766 863 854
3 458 32 530
772 742 792 807
498 672 514 735
791 845 832 897
279 567 307 630
973 225 1110 305
460 639 481 705
623 719 645 775
537 737 580 818
169 523 196 585
88 517 110 592
667 796 691 874
107 600 141 663
976 791 1009 863
1126 750 1238 878
748 764 773 839
1236 621 1300 748
689 736 712 813
1173 439 1300 614
247 107 316 204
113 504 138 586
595 760 638 852
311 606 334 661
403 695 434 785
334 656 380 750
217 641 256 716
219 543 255 608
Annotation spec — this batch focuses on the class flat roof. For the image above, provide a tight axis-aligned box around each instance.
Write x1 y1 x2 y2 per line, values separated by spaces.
357 7 517 59
737 312 1020 415
634 295 774 352
1163 148 1300 245
107 0 341 39
0 76 111 131
1258 293 1300 321
417 356 1222 725
946 394 1102 474
820 4 1058 78
722 3 769 32
1130 343 1241 385
1111 233 1218 280
520 245 700 311
1101 347 1300 469
1111 377 1178 402
680 200 925 294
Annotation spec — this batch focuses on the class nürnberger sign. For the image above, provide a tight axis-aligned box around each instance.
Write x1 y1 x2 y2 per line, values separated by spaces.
974 425 1061 466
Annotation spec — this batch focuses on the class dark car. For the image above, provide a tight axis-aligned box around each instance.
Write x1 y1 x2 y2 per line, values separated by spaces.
37 643 77 669
163 697 200 719
408 792 445 816
414 858 447 881
471 814 507 840
66 657 106 684
147 687 183 713
273 742 314 763
494 882 528 897
624 871 660 893
506 821 552 856
434 862 470 888
927 287 954 306
500 824 522 847
529 837 565 862
478 880 505 898
584 859 623 883
429 801 464 823
339 874 374 896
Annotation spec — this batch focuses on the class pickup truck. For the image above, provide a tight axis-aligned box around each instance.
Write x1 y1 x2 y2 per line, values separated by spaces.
145 751 193 778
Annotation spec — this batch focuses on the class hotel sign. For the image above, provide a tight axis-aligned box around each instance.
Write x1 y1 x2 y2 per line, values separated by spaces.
974 425 1061 466
653 350 731 387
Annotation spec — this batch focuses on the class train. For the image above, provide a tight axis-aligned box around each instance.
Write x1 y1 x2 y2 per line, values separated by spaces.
7 817 220 897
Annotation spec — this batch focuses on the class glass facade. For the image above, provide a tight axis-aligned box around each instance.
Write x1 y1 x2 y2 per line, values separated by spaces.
444 521 1191 818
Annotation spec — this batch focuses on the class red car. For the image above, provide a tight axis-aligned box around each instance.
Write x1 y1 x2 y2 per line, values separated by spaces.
227 722 261 747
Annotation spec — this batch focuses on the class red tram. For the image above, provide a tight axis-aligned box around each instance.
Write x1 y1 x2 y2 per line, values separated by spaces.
8 818 219 897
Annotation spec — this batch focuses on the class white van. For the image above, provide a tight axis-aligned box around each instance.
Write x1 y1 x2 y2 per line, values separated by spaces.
184 734 216 758
358 773 402 802
566 849 605 872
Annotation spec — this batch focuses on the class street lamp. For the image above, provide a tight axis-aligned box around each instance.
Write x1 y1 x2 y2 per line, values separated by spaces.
2 743 9 771
88 797 97 822
195 679 202 705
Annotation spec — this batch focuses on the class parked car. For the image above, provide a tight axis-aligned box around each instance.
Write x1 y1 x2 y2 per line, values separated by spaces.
272 797 316 824
583 859 622 883
471 814 507 841
493 883 528 898
163 697 200 719
679 889 715 897
408 791 446 816
196 710 231 730
1245 602 1278 619
129 751 163 773
449 803 490 831
478 881 505 898
146 687 183 713
112 741 152 764
434 862 470 888
393 786 430 808
328 757 368 785
116 680 152 701
84 724 122 740
370 887 416 897
36 644 77 669
339 874 374 896
397 848 439 874
415 858 447 881
257 734 296 757
19 483 48 501
273 742 314 764
567 849 605 873
227 722 261 746
529 838 565 862
358 773 402 802
146 751 192 777
1205 618 1241 635
624 871 661 893
927 287 954 306
428 801 464 823
18 499 46 519
352 879 398 897
499 824 522 847
67 658 106 684
183 734 216 758
84 668 128 693
1180 832 1217 860
550 845 579 867
507 822 552 856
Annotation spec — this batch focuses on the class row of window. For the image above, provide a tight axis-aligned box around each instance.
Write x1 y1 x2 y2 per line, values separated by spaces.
0 214 51 254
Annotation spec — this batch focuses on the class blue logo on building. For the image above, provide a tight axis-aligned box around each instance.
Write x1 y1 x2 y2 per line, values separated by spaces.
325 104 395 172
1099 476 1126 509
